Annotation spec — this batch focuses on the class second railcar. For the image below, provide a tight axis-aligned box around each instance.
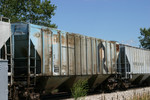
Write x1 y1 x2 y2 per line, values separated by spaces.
118 45 150 85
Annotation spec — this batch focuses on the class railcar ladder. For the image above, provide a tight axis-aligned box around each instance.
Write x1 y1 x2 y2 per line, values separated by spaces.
27 43 37 88
0 17 13 86
0 17 14 99
4 36 14 99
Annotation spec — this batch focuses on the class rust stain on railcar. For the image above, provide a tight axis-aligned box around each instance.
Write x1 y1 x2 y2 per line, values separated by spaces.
58 31 66 45
68 34 75 47
110 41 116 44
53 34 59 43
33 32 41 38
61 35 66 45
116 44 120 52
42 28 51 33
44 32 52 74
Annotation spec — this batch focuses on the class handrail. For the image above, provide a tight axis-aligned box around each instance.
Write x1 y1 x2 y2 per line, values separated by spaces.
0 16 10 23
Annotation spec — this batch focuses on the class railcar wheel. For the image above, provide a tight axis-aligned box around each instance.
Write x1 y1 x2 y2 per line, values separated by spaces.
29 92 40 100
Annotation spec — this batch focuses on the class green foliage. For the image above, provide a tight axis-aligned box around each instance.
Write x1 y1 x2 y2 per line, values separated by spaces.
0 0 57 28
138 28 150 49
131 94 150 100
71 79 89 100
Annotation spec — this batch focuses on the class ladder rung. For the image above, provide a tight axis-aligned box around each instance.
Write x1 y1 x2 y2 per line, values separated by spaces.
15 67 27 68
30 74 36 77
30 84 35 86
15 66 36 68
14 81 27 83
14 76 28 78
30 57 36 59
5 54 12 56
14 66 36 68
30 66 36 68
27 87 34 89
8 72 11 76
14 57 36 60
14 57 28 60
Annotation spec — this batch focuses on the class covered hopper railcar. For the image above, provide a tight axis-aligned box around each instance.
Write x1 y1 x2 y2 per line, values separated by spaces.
10 22 119 94
118 45 150 85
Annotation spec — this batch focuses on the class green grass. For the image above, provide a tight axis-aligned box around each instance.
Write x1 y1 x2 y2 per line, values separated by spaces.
131 93 150 100
71 79 89 100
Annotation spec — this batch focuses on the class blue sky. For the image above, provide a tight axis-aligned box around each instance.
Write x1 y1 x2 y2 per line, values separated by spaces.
51 0 150 47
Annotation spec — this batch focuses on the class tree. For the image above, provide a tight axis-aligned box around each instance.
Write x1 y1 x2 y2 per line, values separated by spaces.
139 28 150 49
0 0 57 28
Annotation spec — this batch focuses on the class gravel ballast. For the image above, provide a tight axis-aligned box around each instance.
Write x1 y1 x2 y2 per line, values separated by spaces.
65 87 150 100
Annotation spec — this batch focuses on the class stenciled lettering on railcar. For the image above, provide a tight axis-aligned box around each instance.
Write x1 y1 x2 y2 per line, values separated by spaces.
133 62 144 66
54 65 59 73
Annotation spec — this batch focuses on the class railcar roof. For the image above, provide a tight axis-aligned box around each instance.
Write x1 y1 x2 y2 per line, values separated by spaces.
120 44 150 51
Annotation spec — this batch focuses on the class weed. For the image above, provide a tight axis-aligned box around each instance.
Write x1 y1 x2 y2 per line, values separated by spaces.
71 79 89 100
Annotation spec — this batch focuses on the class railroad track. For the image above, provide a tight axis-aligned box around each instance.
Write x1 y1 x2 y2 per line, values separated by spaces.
40 92 71 100
40 86 150 100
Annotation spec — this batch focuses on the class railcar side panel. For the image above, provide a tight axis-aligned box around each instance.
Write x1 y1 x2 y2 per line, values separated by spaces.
52 31 60 75
107 42 111 74
81 36 87 75
92 38 97 75
86 37 92 75
61 32 68 75
111 42 116 73
68 34 75 75
43 29 52 75
75 35 81 75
